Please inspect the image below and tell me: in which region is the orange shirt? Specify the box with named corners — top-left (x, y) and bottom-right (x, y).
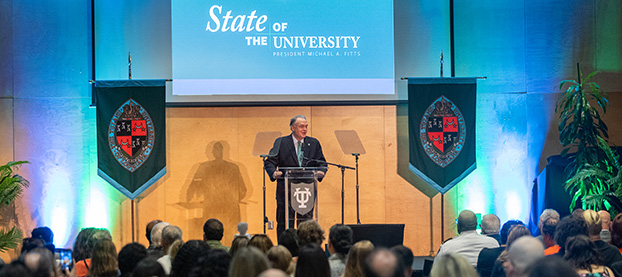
top-left (75, 259), bottom-right (91, 277)
top-left (544, 245), bottom-right (561, 255)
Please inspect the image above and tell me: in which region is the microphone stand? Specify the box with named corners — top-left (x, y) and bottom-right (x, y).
top-left (352, 153), bottom-right (361, 224)
top-left (260, 154), bottom-right (269, 234)
top-left (324, 161), bottom-right (355, 224)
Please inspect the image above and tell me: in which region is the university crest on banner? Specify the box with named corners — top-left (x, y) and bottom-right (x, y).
top-left (96, 80), bottom-right (166, 199)
top-left (408, 78), bottom-right (477, 194)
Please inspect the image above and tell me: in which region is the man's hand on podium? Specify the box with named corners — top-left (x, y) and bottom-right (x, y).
top-left (317, 171), bottom-right (325, 179)
top-left (273, 171), bottom-right (283, 179)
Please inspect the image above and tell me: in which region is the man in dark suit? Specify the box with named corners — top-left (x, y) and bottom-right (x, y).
top-left (265, 115), bottom-right (327, 237)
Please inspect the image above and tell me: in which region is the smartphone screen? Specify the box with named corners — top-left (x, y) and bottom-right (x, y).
top-left (55, 248), bottom-right (73, 271)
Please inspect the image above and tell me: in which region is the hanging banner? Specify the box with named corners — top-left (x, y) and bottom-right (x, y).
top-left (408, 78), bottom-right (476, 194)
top-left (95, 80), bottom-right (166, 199)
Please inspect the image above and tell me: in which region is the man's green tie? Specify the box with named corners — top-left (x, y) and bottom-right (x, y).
top-left (297, 140), bottom-right (303, 166)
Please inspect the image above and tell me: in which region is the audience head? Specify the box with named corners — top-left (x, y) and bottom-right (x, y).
top-left (118, 242), bottom-right (147, 277)
top-left (554, 215), bottom-right (588, 253)
top-left (328, 224), bottom-right (353, 255)
top-left (230, 236), bottom-right (249, 257)
top-left (203, 218), bottom-right (225, 241)
top-left (161, 225), bottom-right (183, 254)
top-left (31, 227), bottom-right (54, 245)
top-left (258, 269), bottom-right (289, 277)
top-left (150, 222), bottom-right (170, 248)
top-left (500, 220), bottom-right (525, 245)
top-left (168, 239), bottom-right (184, 261)
top-left (229, 246), bottom-right (270, 277)
top-left (249, 234), bottom-right (274, 254)
top-left (611, 213), bottom-right (622, 248)
top-left (344, 240), bottom-right (374, 277)
top-left (170, 240), bottom-right (210, 277)
top-left (146, 219), bottom-right (163, 244)
top-left (72, 227), bottom-right (99, 261)
top-left (237, 222), bottom-right (249, 235)
top-left (505, 236), bottom-right (544, 277)
top-left (364, 248), bottom-right (405, 277)
top-left (526, 255), bottom-right (579, 277)
top-left (430, 253), bottom-right (478, 277)
top-left (563, 235), bottom-right (603, 271)
top-left (21, 237), bottom-right (45, 254)
top-left (571, 208), bottom-right (585, 218)
top-left (278, 228), bottom-right (299, 257)
top-left (132, 257), bottom-right (165, 277)
top-left (89, 238), bottom-right (118, 277)
top-left (457, 210), bottom-right (478, 234)
top-left (267, 245), bottom-right (294, 275)
top-left (390, 245), bottom-right (414, 277)
top-left (598, 210), bottom-right (611, 230)
top-left (506, 225), bottom-right (532, 249)
top-left (583, 209), bottom-right (602, 237)
top-left (298, 220), bottom-right (325, 246)
top-left (541, 218), bottom-right (558, 248)
top-left (188, 249), bottom-right (231, 277)
top-left (481, 214), bottom-right (501, 235)
top-left (0, 260), bottom-right (32, 277)
top-left (296, 243), bottom-right (331, 277)
top-left (22, 247), bottom-right (55, 277)
top-left (538, 209), bottom-right (560, 233)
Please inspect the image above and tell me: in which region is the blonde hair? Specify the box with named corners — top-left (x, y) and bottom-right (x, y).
top-left (584, 210), bottom-right (602, 236)
top-left (343, 240), bottom-right (374, 277)
top-left (267, 245), bottom-right (295, 275)
top-left (430, 253), bottom-right (478, 277)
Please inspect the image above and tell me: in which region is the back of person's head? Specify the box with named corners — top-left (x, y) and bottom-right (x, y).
top-left (230, 236), bottom-right (249, 257)
top-left (457, 210), bottom-right (478, 233)
top-left (430, 253), bottom-right (478, 277)
top-left (278, 228), bottom-right (299, 257)
top-left (249, 234), bottom-right (274, 253)
top-left (344, 240), bottom-right (374, 277)
top-left (390, 245), bottom-right (414, 277)
top-left (146, 219), bottom-right (163, 243)
top-left (364, 248), bottom-right (405, 277)
top-left (258, 269), bottom-right (289, 277)
top-left (296, 243), bottom-right (330, 277)
top-left (238, 222), bottom-right (249, 234)
top-left (481, 214), bottom-right (501, 235)
top-left (168, 239), bottom-right (184, 261)
top-left (329, 224), bottom-right (353, 255)
top-left (31, 227), bottom-right (53, 245)
top-left (72, 227), bottom-right (98, 261)
top-left (161, 225), bottom-right (183, 252)
top-left (563, 235), bottom-right (603, 271)
top-left (21, 238), bottom-right (45, 254)
top-left (0, 260), bottom-right (32, 277)
top-left (118, 242), bottom-right (147, 277)
top-left (554, 215), bottom-right (588, 253)
top-left (612, 213), bottom-right (622, 248)
top-left (583, 210), bottom-right (602, 237)
top-left (90, 238), bottom-right (118, 276)
top-left (229, 246), bottom-right (270, 277)
top-left (297, 220), bottom-right (325, 246)
top-left (267, 245), bottom-right (294, 275)
top-left (506, 225), bottom-right (532, 249)
top-left (541, 218), bottom-right (558, 238)
top-left (500, 220), bottom-right (525, 245)
top-left (188, 249), bottom-right (231, 277)
top-left (170, 240), bottom-right (210, 277)
top-left (22, 247), bottom-right (55, 277)
top-left (598, 210), bottom-right (611, 230)
top-left (526, 255), bottom-right (579, 277)
top-left (203, 218), bottom-right (224, 241)
top-left (507, 236), bottom-right (544, 277)
top-left (572, 208), bottom-right (585, 218)
top-left (538, 209), bottom-right (560, 230)
top-left (150, 222), bottom-right (170, 247)
top-left (132, 257), bottom-right (165, 277)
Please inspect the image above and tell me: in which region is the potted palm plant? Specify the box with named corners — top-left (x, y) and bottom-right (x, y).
top-left (0, 161), bottom-right (29, 252)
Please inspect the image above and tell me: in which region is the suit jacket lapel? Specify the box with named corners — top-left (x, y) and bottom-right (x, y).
top-left (285, 135), bottom-right (298, 164)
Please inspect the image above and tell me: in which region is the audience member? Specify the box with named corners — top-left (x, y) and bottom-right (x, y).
top-left (526, 255), bottom-right (579, 277)
top-left (20, 238), bottom-right (45, 254)
top-left (481, 214), bottom-right (502, 244)
top-left (298, 220), bottom-right (325, 246)
top-left (610, 213), bottom-right (622, 254)
top-left (31, 226), bottom-right (55, 253)
top-left (504, 236), bottom-right (544, 277)
top-left (170, 240), bottom-right (210, 277)
top-left (267, 245), bottom-right (294, 275)
top-left (158, 225), bottom-right (183, 274)
top-left (478, 220), bottom-right (524, 277)
top-left (583, 210), bottom-right (622, 269)
top-left (296, 243), bottom-right (331, 277)
top-left (327, 224), bottom-right (353, 277)
top-left (168, 239), bottom-right (184, 262)
top-left (118, 242), bottom-right (147, 277)
top-left (89, 238), bottom-right (118, 277)
top-left (203, 218), bottom-right (230, 251)
top-left (554, 215), bottom-right (588, 257)
top-left (258, 268), bottom-right (289, 277)
top-left (344, 240), bottom-right (374, 277)
top-left (436, 210), bottom-right (499, 266)
top-left (537, 209), bottom-right (560, 238)
top-left (249, 234), bottom-right (274, 254)
top-left (564, 235), bottom-right (614, 276)
top-left (541, 218), bottom-right (559, 255)
top-left (150, 222), bottom-right (170, 254)
top-left (278, 228), bottom-right (300, 257)
top-left (229, 246), bottom-right (270, 277)
top-left (0, 260), bottom-right (32, 277)
top-left (132, 257), bottom-right (165, 277)
top-left (229, 236), bottom-right (249, 257)
top-left (490, 224), bottom-right (532, 277)
top-left (22, 247), bottom-right (56, 277)
top-left (598, 210), bottom-right (612, 243)
top-left (430, 253), bottom-right (478, 277)
top-left (364, 248), bottom-right (405, 277)
top-left (188, 249), bottom-right (231, 277)
top-left (235, 222), bottom-right (252, 239)
top-left (145, 219), bottom-right (163, 249)
top-left (72, 227), bottom-right (109, 277)
top-left (390, 245), bottom-right (414, 277)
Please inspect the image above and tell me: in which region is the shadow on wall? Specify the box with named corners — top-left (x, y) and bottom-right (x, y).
top-left (179, 141), bottom-right (250, 245)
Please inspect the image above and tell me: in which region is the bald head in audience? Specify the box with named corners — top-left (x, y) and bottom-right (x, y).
top-left (505, 236), bottom-right (544, 277)
top-left (364, 248), bottom-right (404, 277)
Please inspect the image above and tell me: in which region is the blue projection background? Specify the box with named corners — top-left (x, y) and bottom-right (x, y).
top-left (171, 0), bottom-right (394, 95)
